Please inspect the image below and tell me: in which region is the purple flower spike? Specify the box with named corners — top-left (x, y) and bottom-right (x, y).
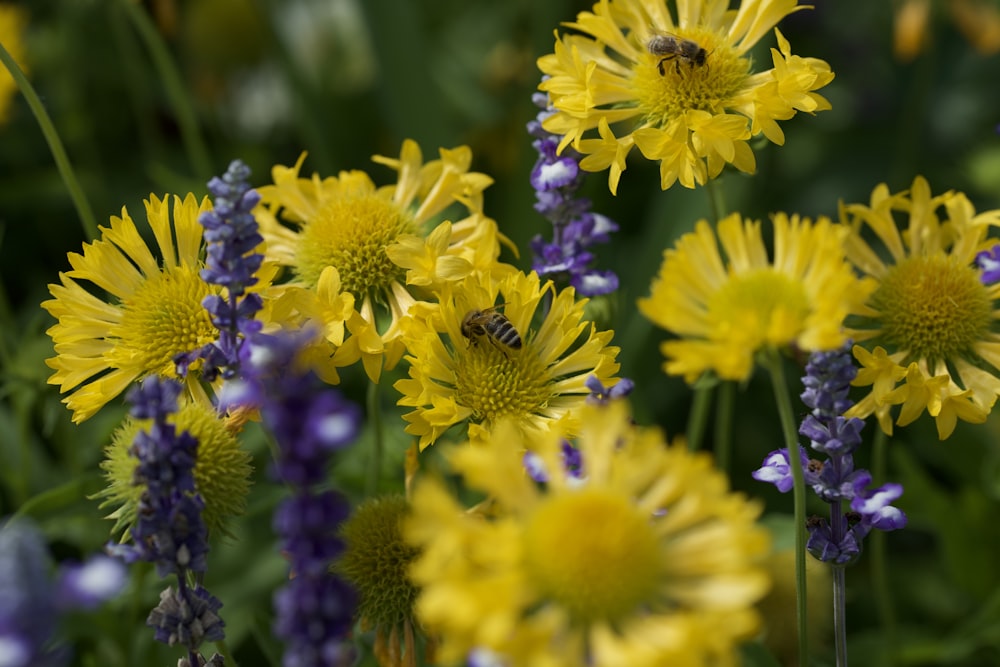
top-left (585, 375), bottom-right (634, 405)
top-left (528, 86), bottom-right (620, 296)
top-left (55, 555), bottom-right (127, 611)
top-left (175, 160), bottom-right (265, 381)
top-left (754, 341), bottom-right (906, 565)
top-left (106, 377), bottom-right (225, 666)
top-left (976, 244), bottom-right (1000, 285)
top-left (236, 331), bottom-right (361, 666)
top-left (0, 520), bottom-right (126, 667)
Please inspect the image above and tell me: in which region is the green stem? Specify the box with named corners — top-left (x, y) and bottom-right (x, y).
top-left (705, 175), bottom-right (728, 222)
top-left (762, 348), bottom-right (809, 666)
top-left (119, 0), bottom-right (213, 177)
top-left (870, 427), bottom-right (896, 664)
top-left (0, 38), bottom-right (99, 239)
top-left (685, 383), bottom-right (713, 452)
top-left (832, 563), bottom-right (848, 667)
top-left (713, 380), bottom-right (734, 473)
top-left (366, 380), bottom-right (384, 496)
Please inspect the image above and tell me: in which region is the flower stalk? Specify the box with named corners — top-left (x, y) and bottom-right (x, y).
top-left (762, 348), bottom-right (810, 666)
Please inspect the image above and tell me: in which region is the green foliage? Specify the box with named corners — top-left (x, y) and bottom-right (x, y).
top-left (3, 0), bottom-right (1000, 665)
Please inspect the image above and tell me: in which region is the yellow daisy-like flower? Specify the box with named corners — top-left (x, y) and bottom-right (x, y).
top-left (393, 270), bottom-right (620, 450)
top-left (96, 397), bottom-right (253, 538)
top-left (638, 212), bottom-right (875, 383)
top-left (841, 176), bottom-right (1000, 439)
top-left (0, 3), bottom-right (28, 125)
top-left (256, 139), bottom-right (511, 383)
top-left (893, 0), bottom-right (1000, 62)
top-left (42, 194), bottom-right (272, 423)
top-left (538, 0), bottom-right (833, 194)
top-left (405, 401), bottom-right (771, 666)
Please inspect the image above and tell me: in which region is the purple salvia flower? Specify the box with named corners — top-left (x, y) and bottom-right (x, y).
top-left (752, 446), bottom-right (809, 493)
top-left (529, 85), bottom-right (620, 297)
top-left (175, 160), bottom-right (264, 381)
top-left (522, 451), bottom-right (549, 483)
top-left (585, 375), bottom-right (635, 405)
top-left (53, 555), bottom-right (127, 611)
top-left (272, 576), bottom-right (356, 667)
top-left (105, 377), bottom-right (225, 664)
top-left (0, 520), bottom-right (59, 667)
top-left (753, 342), bottom-right (906, 565)
top-left (111, 378), bottom-right (209, 578)
top-left (976, 244), bottom-right (1000, 285)
top-left (147, 585), bottom-right (226, 649)
top-left (229, 331), bottom-right (361, 667)
top-left (523, 374), bottom-right (634, 482)
top-left (0, 520), bottom-right (125, 667)
top-left (523, 440), bottom-right (586, 484)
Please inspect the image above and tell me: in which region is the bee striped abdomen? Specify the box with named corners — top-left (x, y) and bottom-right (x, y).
top-left (461, 306), bottom-right (522, 354)
top-left (486, 314), bottom-right (522, 349)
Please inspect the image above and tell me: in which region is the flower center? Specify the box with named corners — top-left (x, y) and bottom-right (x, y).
top-left (296, 194), bottom-right (416, 299)
top-left (452, 341), bottom-right (551, 426)
top-left (634, 28), bottom-right (750, 125)
top-left (103, 398), bottom-right (250, 536)
top-left (707, 270), bottom-right (810, 341)
top-left (109, 266), bottom-right (219, 376)
top-left (522, 488), bottom-right (662, 623)
top-left (869, 255), bottom-right (993, 364)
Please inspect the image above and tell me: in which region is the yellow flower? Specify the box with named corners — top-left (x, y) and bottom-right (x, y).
top-left (393, 271), bottom-right (620, 450)
top-left (537, 0), bottom-right (833, 194)
top-left (0, 3), bottom-right (28, 125)
top-left (96, 397), bottom-right (253, 538)
top-left (256, 140), bottom-right (512, 383)
top-left (893, 0), bottom-right (1000, 62)
top-left (405, 401), bottom-right (771, 666)
top-left (42, 194), bottom-right (273, 423)
top-left (639, 212), bottom-right (875, 383)
top-left (841, 176), bottom-right (1000, 439)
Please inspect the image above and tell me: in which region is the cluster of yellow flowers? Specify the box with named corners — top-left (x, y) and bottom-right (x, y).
top-left (38, 0), bottom-right (1000, 665)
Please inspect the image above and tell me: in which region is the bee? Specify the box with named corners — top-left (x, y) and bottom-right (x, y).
top-left (646, 32), bottom-right (708, 76)
top-left (461, 306), bottom-right (522, 354)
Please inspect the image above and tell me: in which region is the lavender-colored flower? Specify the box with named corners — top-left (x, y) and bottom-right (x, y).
top-left (523, 440), bottom-right (585, 484)
top-left (753, 342), bottom-right (906, 565)
top-left (147, 585), bottom-right (225, 649)
top-left (110, 378), bottom-right (209, 579)
top-left (467, 647), bottom-right (508, 667)
top-left (54, 555), bottom-right (128, 611)
top-left (585, 375), bottom-right (634, 405)
top-left (976, 244), bottom-right (1000, 285)
top-left (752, 446), bottom-right (810, 493)
top-left (228, 331), bottom-right (361, 667)
top-left (0, 521), bottom-right (58, 667)
top-left (273, 575), bottom-right (357, 667)
top-left (523, 374), bottom-right (635, 481)
top-left (105, 377), bottom-right (225, 664)
top-left (0, 520), bottom-right (125, 667)
top-left (175, 160), bottom-right (264, 380)
top-left (528, 87), bottom-right (620, 297)
top-left (221, 331), bottom-right (362, 488)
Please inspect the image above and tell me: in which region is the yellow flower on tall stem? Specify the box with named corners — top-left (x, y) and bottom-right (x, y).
top-left (537, 0), bottom-right (834, 193)
top-left (405, 401), bottom-right (771, 666)
top-left (639, 212), bottom-right (875, 383)
top-left (42, 194), bottom-right (273, 423)
top-left (841, 176), bottom-right (1000, 439)
top-left (256, 140), bottom-right (510, 383)
top-left (393, 270), bottom-right (620, 449)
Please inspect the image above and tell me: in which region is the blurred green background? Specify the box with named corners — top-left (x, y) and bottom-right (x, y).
top-left (3, 0), bottom-right (1000, 665)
